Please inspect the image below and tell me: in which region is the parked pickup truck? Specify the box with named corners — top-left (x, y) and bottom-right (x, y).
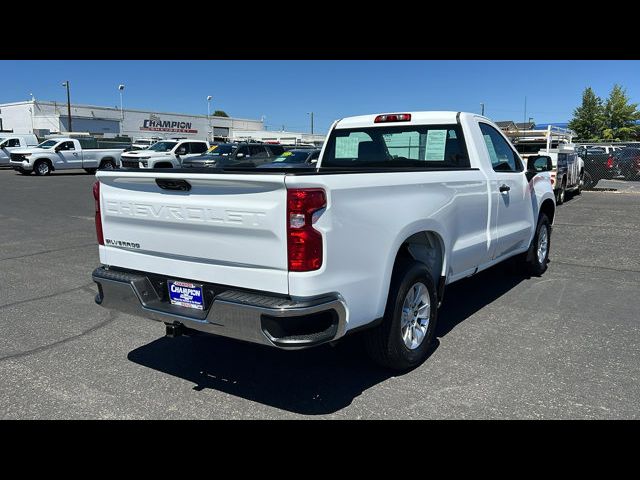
top-left (0, 134), bottom-right (39, 165)
top-left (540, 144), bottom-right (584, 205)
top-left (9, 137), bottom-right (124, 175)
top-left (91, 111), bottom-right (556, 370)
top-left (120, 139), bottom-right (210, 169)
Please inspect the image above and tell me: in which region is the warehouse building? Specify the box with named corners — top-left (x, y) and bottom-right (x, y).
top-left (232, 129), bottom-right (326, 146)
top-left (0, 100), bottom-right (264, 142)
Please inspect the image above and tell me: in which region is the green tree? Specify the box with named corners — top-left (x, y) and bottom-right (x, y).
top-left (602, 84), bottom-right (640, 141)
top-left (213, 110), bottom-right (229, 117)
top-left (568, 87), bottom-right (605, 141)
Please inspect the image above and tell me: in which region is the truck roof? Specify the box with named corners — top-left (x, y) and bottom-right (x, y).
top-left (335, 111), bottom-right (464, 129)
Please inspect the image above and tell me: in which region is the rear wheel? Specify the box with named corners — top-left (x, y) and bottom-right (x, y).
top-left (583, 171), bottom-right (594, 189)
top-left (99, 159), bottom-right (116, 170)
top-left (574, 171), bottom-right (583, 195)
top-left (555, 179), bottom-right (566, 205)
top-left (364, 260), bottom-right (438, 370)
top-left (34, 160), bottom-right (51, 176)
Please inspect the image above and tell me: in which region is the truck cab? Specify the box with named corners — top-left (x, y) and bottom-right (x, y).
top-left (0, 134), bottom-right (39, 165)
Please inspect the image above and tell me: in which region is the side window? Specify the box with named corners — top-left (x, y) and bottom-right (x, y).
top-left (236, 146), bottom-right (251, 157)
top-left (249, 145), bottom-right (268, 158)
top-left (59, 141), bottom-right (75, 151)
top-left (479, 123), bottom-right (521, 172)
top-left (176, 142), bottom-right (189, 154)
top-left (268, 145), bottom-right (285, 156)
top-left (7, 139), bottom-right (21, 147)
top-left (190, 142), bottom-right (207, 154)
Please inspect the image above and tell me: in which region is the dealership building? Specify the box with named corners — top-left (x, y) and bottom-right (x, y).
top-left (0, 100), bottom-right (264, 142)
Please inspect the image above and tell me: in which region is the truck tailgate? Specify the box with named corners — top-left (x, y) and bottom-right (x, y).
top-left (96, 170), bottom-right (289, 294)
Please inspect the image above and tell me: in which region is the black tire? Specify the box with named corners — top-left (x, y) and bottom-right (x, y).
top-left (574, 172), bottom-right (583, 195)
top-left (521, 214), bottom-right (551, 277)
top-left (583, 171), bottom-right (598, 189)
top-left (33, 160), bottom-right (51, 176)
top-left (555, 179), bottom-right (565, 205)
top-left (99, 159), bottom-right (116, 170)
top-left (364, 259), bottom-right (438, 371)
top-left (85, 168), bottom-right (97, 174)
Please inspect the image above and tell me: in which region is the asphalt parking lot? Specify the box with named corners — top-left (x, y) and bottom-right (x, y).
top-left (0, 167), bottom-right (638, 419)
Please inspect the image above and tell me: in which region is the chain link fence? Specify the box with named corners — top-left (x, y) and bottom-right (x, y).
top-left (576, 142), bottom-right (640, 190)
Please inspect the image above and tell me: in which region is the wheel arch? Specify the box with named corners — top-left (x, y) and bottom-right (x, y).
top-left (378, 226), bottom-right (449, 316)
top-left (99, 156), bottom-right (116, 166)
top-left (540, 198), bottom-right (555, 225)
top-left (34, 157), bottom-right (54, 171)
top-left (154, 162), bottom-right (174, 168)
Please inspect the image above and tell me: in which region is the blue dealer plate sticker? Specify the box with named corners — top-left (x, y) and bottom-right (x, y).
top-left (168, 280), bottom-right (204, 310)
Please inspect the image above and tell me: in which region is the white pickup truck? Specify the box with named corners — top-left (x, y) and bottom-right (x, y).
top-left (92, 111), bottom-right (556, 370)
top-left (0, 134), bottom-right (39, 165)
top-left (120, 139), bottom-right (210, 169)
top-left (9, 137), bottom-right (124, 175)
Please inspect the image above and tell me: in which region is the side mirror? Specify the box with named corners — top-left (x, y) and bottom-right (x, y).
top-left (528, 155), bottom-right (552, 173)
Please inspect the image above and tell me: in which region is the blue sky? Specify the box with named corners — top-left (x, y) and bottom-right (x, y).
top-left (1, 60), bottom-right (638, 134)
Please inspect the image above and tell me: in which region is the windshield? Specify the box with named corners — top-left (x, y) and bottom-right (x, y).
top-left (322, 125), bottom-right (470, 169)
top-left (205, 144), bottom-right (236, 156)
top-left (134, 139), bottom-right (153, 145)
top-left (272, 151), bottom-right (310, 163)
top-left (37, 140), bottom-right (58, 149)
top-left (147, 141), bottom-right (177, 152)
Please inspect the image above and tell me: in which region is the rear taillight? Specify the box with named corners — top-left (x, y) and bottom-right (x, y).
top-left (287, 188), bottom-right (326, 272)
top-left (606, 156), bottom-right (614, 169)
top-left (92, 180), bottom-right (104, 245)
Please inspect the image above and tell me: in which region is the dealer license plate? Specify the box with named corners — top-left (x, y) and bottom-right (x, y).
top-left (167, 280), bottom-right (204, 310)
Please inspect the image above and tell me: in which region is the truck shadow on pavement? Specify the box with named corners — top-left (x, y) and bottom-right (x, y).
top-left (127, 261), bottom-right (527, 415)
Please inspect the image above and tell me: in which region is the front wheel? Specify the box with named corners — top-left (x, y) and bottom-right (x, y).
top-left (34, 160), bottom-right (51, 176)
top-left (364, 260), bottom-right (438, 370)
top-left (521, 214), bottom-right (551, 276)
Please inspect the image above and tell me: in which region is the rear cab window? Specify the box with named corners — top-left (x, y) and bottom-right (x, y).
top-left (322, 124), bottom-right (470, 169)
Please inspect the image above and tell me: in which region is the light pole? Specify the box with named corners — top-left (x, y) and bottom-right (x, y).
top-left (480, 102), bottom-right (485, 116)
top-left (61, 81), bottom-right (72, 132)
top-left (118, 84), bottom-right (125, 121)
top-left (307, 111), bottom-right (314, 134)
top-left (207, 95), bottom-right (212, 142)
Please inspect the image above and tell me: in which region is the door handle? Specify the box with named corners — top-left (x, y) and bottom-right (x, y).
top-left (499, 184), bottom-right (510, 193)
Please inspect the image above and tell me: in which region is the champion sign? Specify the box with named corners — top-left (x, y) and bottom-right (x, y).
top-left (141, 117), bottom-right (198, 134)
top-left (168, 280), bottom-right (204, 310)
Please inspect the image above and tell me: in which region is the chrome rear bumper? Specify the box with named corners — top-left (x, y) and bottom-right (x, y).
top-left (92, 266), bottom-right (347, 349)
